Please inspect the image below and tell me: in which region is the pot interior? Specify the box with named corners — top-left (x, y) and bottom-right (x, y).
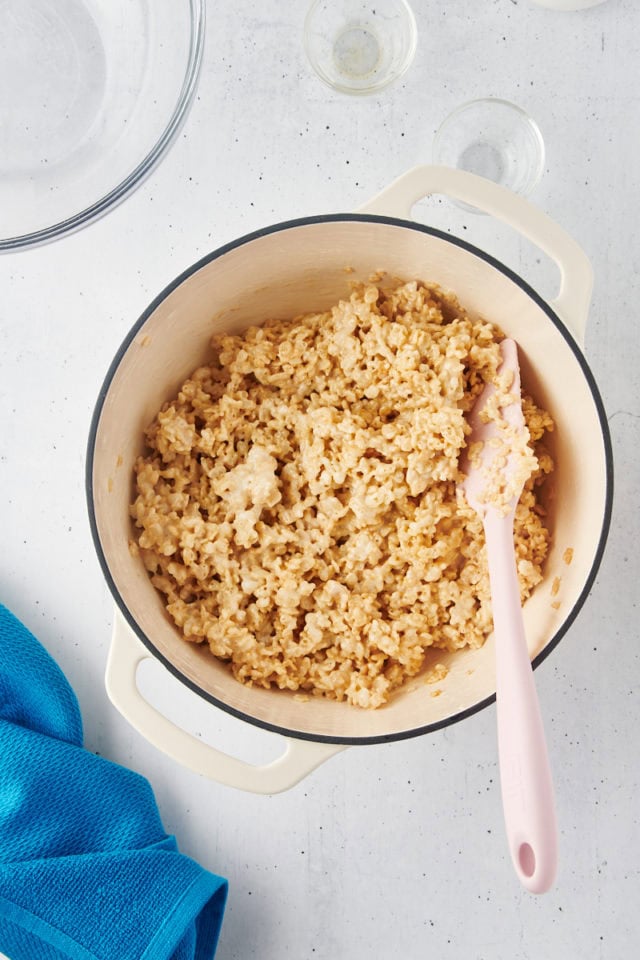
top-left (90, 217), bottom-right (610, 742)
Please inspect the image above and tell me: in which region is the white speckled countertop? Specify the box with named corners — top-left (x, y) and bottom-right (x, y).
top-left (1, 1), bottom-right (638, 957)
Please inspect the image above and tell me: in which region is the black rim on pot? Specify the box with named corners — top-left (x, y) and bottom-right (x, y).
top-left (86, 214), bottom-right (615, 746)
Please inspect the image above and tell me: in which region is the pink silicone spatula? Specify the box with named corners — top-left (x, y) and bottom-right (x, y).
top-left (461, 338), bottom-right (558, 894)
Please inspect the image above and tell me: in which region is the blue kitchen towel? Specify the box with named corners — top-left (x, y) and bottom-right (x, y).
top-left (0, 603), bottom-right (228, 960)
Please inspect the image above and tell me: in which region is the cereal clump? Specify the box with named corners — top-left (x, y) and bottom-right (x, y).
top-left (130, 281), bottom-right (554, 709)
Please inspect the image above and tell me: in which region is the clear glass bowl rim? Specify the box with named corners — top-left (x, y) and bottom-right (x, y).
top-left (1, 0), bottom-right (206, 253)
top-left (432, 97), bottom-right (546, 196)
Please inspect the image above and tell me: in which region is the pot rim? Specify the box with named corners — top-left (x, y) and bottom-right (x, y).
top-left (86, 212), bottom-right (614, 745)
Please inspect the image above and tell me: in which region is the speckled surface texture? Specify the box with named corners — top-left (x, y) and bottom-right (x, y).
top-left (0, 1), bottom-right (638, 957)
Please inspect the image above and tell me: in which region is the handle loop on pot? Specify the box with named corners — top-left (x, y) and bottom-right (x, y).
top-left (359, 165), bottom-right (593, 347)
top-left (105, 612), bottom-right (344, 794)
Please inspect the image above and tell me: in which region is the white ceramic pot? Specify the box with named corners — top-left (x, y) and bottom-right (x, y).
top-left (87, 166), bottom-right (613, 794)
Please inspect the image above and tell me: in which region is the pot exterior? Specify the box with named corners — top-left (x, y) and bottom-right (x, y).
top-left (88, 215), bottom-right (613, 744)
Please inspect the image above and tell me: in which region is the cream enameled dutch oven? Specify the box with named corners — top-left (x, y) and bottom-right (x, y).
top-left (87, 166), bottom-right (613, 794)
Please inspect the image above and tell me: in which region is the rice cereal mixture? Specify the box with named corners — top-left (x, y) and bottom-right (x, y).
top-left (130, 280), bottom-right (554, 709)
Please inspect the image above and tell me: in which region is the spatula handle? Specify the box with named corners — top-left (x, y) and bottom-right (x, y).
top-left (483, 513), bottom-right (558, 893)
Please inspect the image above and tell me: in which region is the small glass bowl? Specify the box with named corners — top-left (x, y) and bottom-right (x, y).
top-left (304, 0), bottom-right (418, 96)
top-left (433, 98), bottom-right (545, 204)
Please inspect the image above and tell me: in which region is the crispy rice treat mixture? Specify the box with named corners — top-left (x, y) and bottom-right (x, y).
top-left (130, 281), bottom-right (554, 709)
top-left (463, 355), bottom-right (541, 517)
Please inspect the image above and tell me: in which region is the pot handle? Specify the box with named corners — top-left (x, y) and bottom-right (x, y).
top-left (105, 612), bottom-right (344, 794)
top-left (358, 165), bottom-right (593, 346)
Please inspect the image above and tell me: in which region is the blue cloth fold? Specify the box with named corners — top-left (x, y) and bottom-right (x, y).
top-left (0, 604), bottom-right (228, 960)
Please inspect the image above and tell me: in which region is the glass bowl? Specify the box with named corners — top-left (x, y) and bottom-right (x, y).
top-left (304, 0), bottom-right (418, 96)
top-left (0, 0), bottom-right (205, 252)
top-left (432, 98), bottom-right (545, 209)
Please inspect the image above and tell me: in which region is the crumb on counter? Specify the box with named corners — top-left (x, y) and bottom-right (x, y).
top-left (130, 280), bottom-right (554, 709)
